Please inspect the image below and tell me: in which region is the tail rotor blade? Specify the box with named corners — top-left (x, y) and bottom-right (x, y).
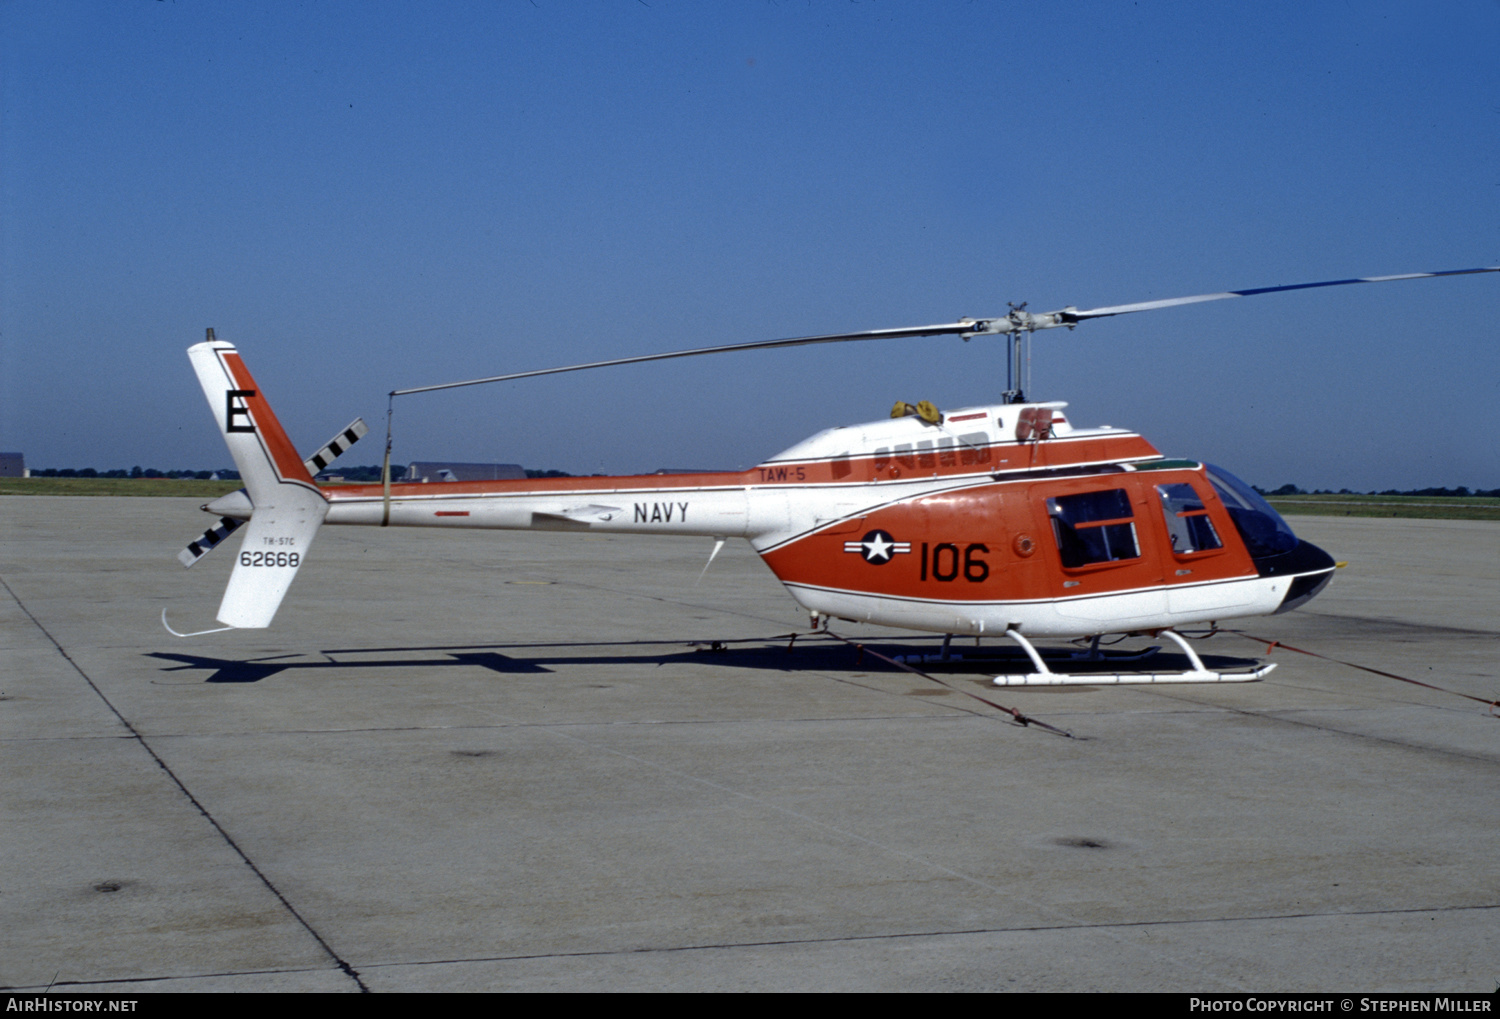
top-left (177, 516), bottom-right (244, 569)
top-left (304, 418), bottom-right (369, 475)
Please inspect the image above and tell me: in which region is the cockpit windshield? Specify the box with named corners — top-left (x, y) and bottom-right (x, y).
top-left (1204, 464), bottom-right (1300, 559)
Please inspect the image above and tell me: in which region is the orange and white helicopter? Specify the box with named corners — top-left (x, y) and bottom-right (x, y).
top-left (170, 267), bottom-right (1498, 685)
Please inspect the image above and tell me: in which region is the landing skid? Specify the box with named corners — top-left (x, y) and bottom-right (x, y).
top-left (992, 628), bottom-right (1275, 686)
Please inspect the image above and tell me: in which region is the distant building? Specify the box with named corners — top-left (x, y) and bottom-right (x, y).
top-left (0, 453), bottom-right (25, 478)
top-left (405, 461), bottom-right (527, 483)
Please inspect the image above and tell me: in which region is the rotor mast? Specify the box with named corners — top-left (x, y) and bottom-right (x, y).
top-left (957, 301), bottom-right (1083, 404)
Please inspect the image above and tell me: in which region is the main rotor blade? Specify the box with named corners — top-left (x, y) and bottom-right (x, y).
top-left (391, 322), bottom-right (974, 396)
top-left (1063, 266), bottom-right (1500, 322)
top-left (392, 266), bottom-right (1499, 398)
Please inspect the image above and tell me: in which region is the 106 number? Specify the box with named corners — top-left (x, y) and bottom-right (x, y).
top-left (919, 542), bottom-right (988, 582)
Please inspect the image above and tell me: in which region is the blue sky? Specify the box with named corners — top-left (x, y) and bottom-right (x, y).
top-left (3, 1), bottom-right (1497, 491)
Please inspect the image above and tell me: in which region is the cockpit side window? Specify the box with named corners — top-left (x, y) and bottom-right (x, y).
top-left (1204, 465), bottom-right (1300, 558)
top-left (1046, 489), bottom-right (1139, 568)
top-left (1156, 483), bottom-right (1223, 554)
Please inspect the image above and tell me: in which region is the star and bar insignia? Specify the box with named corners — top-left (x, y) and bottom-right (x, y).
top-left (843, 530), bottom-right (912, 565)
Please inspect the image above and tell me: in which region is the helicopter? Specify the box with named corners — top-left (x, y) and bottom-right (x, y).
top-left (169, 266), bottom-right (1498, 685)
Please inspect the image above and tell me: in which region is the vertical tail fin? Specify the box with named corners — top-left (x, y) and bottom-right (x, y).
top-left (187, 340), bottom-right (321, 498)
top-left (188, 339), bottom-right (327, 628)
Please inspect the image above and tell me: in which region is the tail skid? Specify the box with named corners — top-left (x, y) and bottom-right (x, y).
top-left (161, 608), bottom-right (234, 637)
top-left (185, 339), bottom-right (329, 629)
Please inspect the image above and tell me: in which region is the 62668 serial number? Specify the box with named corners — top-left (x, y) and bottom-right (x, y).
top-left (240, 551), bottom-right (301, 568)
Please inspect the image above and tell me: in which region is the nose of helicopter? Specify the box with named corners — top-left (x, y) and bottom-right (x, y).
top-left (1265, 538), bottom-right (1338, 614)
top-left (1201, 465), bottom-right (1338, 614)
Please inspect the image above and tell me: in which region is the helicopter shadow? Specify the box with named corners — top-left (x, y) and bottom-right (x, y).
top-left (145, 637), bottom-right (866, 685)
top-left (145, 635), bottom-right (1266, 685)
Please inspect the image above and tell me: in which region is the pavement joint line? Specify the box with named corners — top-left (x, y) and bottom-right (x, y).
top-left (0, 572), bottom-right (372, 995)
top-left (6, 900), bottom-right (1497, 989)
top-left (806, 666), bottom-right (1031, 726)
top-left (1254, 676), bottom-right (1500, 716)
top-left (1297, 610), bottom-right (1499, 640)
top-left (349, 900), bottom-right (1500, 972)
top-left (533, 721), bottom-right (1250, 990)
top-left (1, 713), bottom-right (978, 743)
top-left (543, 574), bottom-right (806, 630)
top-left (1261, 688), bottom-right (1500, 719)
top-left (1134, 684), bottom-right (1500, 766)
top-left (15, 688), bottom-right (1371, 745)
top-left (16, 702), bottom-right (1433, 744)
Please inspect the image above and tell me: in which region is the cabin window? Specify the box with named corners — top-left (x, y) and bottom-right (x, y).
top-left (1046, 489), bottom-right (1139, 567)
top-left (1156, 483), bottom-right (1222, 553)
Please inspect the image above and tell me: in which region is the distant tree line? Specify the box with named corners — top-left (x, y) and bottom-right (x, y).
top-left (31, 464), bottom-right (583, 481)
top-left (31, 467), bottom-right (242, 480)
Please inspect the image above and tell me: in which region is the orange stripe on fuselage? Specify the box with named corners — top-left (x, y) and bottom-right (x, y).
top-left (325, 470), bottom-right (753, 502)
top-left (221, 352), bottom-right (316, 486)
top-left (754, 433), bottom-right (1159, 484)
top-left (322, 434), bottom-right (1162, 502)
